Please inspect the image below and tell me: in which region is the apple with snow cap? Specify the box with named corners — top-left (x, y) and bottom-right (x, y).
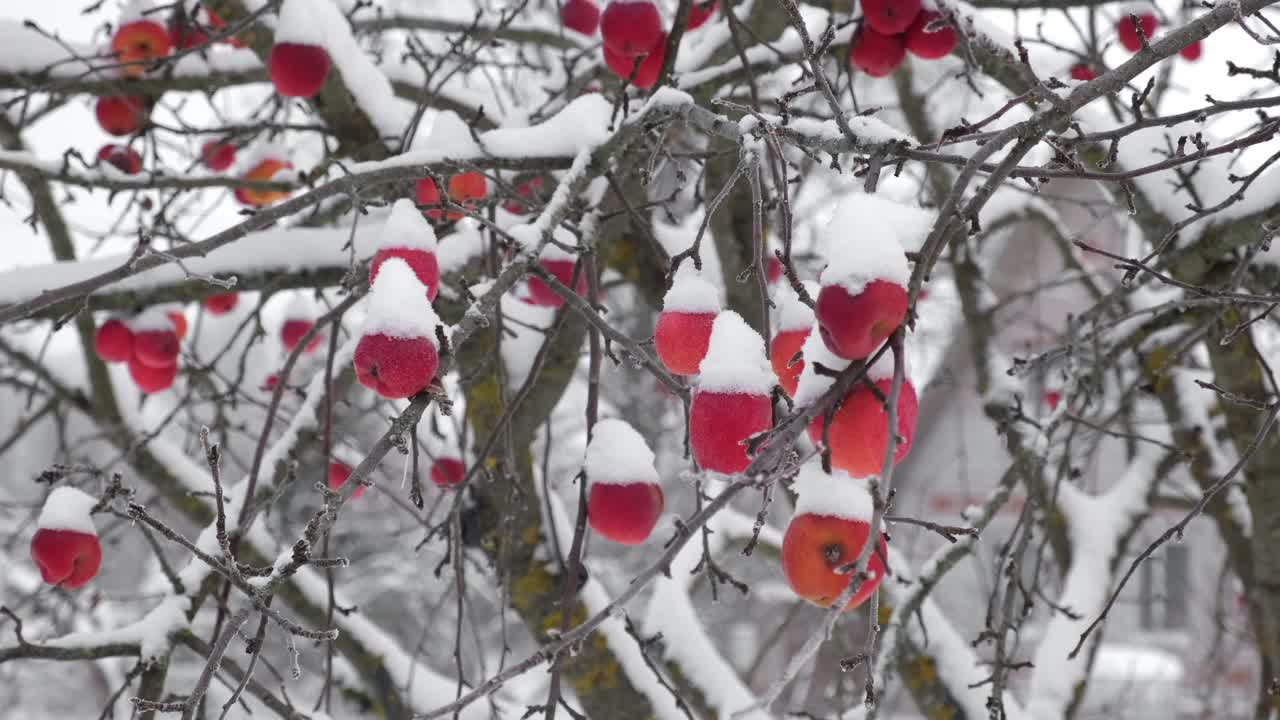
top-left (782, 461), bottom-right (887, 610)
top-left (94, 317), bottom-right (135, 363)
top-left (795, 335), bottom-right (918, 478)
top-left (1117, 11), bottom-right (1158, 52)
top-left (690, 311), bottom-right (775, 474)
top-left (770, 283), bottom-right (816, 397)
top-left (269, 0), bottom-right (332, 98)
top-left (561, 0), bottom-right (601, 35)
top-left (431, 456), bottom-right (466, 489)
top-left (95, 95), bottom-right (148, 136)
top-left (203, 292), bottom-right (239, 315)
top-left (904, 11), bottom-right (956, 59)
top-left (354, 258), bottom-right (441, 399)
top-left (848, 27), bottom-right (906, 78)
top-left (525, 231), bottom-right (588, 308)
top-left (31, 486), bottom-right (103, 590)
top-left (860, 0), bottom-right (922, 35)
top-left (814, 197), bottom-right (910, 361)
top-left (586, 418), bottom-right (664, 545)
top-left (131, 310), bottom-right (181, 369)
top-left (370, 199), bottom-right (441, 301)
top-left (600, 0), bottom-right (664, 58)
top-left (655, 263), bottom-right (720, 376)
top-left (328, 461), bottom-right (365, 499)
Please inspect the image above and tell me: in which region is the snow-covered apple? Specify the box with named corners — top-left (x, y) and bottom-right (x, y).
top-left (808, 374), bottom-right (918, 478)
top-left (370, 198), bottom-right (440, 301)
top-left (904, 11), bottom-right (956, 59)
top-left (586, 419), bottom-right (665, 545)
top-left (600, 0), bottom-right (663, 58)
top-left (269, 42), bottom-right (331, 98)
top-left (815, 280), bottom-right (907, 360)
top-left (30, 487), bottom-right (102, 590)
top-left (132, 326), bottom-right (180, 369)
top-left (655, 263), bottom-right (720, 376)
top-left (525, 240), bottom-right (588, 308)
top-left (690, 312), bottom-right (774, 474)
top-left (354, 258), bottom-right (441, 399)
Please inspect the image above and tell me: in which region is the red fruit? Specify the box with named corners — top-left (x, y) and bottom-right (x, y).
top-left (688, 1), bottom-right (718, 29)
top-left (1070, 63), bottom-right (1098, 81)
top-left (766, 256), bottom-right (784, 284)
top-left (1180, 40), bottom-right (1202, 61)
top-left (849, 27), bottom-right (907, 78)
top-left (503, 177), bottom-right (545, 215)
top-left (860, 0), bottom-right (922, 35)
top-left (1044, 390), bottom-right (1061, 411)
top-left (807, 378), bottom-right (918, 477)
top-left (600, 0), bottom-right (664, 57)
top-left (415, 173), bottom-right (487, 222)
top-left (1117, 12), bottom-right (1157, 52)
top-left (94, 319), bottom-right (134, 363)
top-left (128, 356), bottom-right (177, 393)
top-left (269, 42), bottom-right (331, 98)
top-left (281, 319), bottom-right (321, 354)
top-left (526, 259), bottom-right (588, 307)
top-left (132, 329), bottom-right (180, 368)
top-left (30, 528), bottom-right (102, 589)
top-left (353, 333), bottom-right (440, 399)
top-left (561, 0), bottom-right (601, 35)
top-left (782, 513), bottom-right (887, 610)
top-left (203, 292), bottom-right (238, 315)
top-left (603, 34), bottom-right (667, 88)
top-left (770, 328), bottom-right (810, 397)
top-left (204, 8), bottom-right (244, 47)
top-left (431, 457), bottom-right (466, 489)
top-left (97, 144), bottom-right (143, 174)
top-left (655, 311), bottom-right (716, 376)
top-left (690, 391), bottom-right (772, 474)
top-left (201, 141), bottom-right (236, 171)
top-left (261, 373), bottom-right (280, 392)
top-left (112, 20), bottom-right (173, 76)
top-left (237, 158), bottom-right (293, 207)
top-left (815, 280), bottom-right (907, 360)
top-left (904, 11), bottom-right (956, 59)
top-left (167, 312), bottom-right (188, 340)
top-left (168, 18), bottom-right (210, 49)
top-left (589, 482), bottom-right (664, 545)
top-left (328, 461), bottom-right (364, 499)
top-left (95, 95), bottom-right (148, 136)
top-left (371, 248), bottom-right (440, 302)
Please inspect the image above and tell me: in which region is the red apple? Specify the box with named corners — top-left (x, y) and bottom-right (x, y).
top-left (766, 255), bottom-right (784, 284)
top-left (201, 141), bottom-right (236, 171)
top-left (168, 16), bottom-right (210, 49)
top-left (526, 258), bottom-right (587, 307)
top-left (261, 373), bottom-right (280, 392)
top-left (904, 11), bottom-right (956, 59)
top-left (770, 327), bottom-right (810, 397)
top-left (129, 356), bottom-right (178, 393)
top-left (371, 247), bottom-right (440, 302)
top-left (1070, 63), bottom-right (1097, 81)
top-left (97, 144), bottom-right (143, 174)
top-left (815, 280), bottom-right (907, 361)
top-left (688, 1), bottom-right (718, 29)
top-left (655, 311), bottom-right (716, 376)
top-left (503, 176), bottom-right (545, 215)
top-left (112, 19), bottom-right (173, 76)
top-left (561, 0), bottom-right (601, 35)
top-left (203, 8), bottom-right (244, 47)
top-left (281, 318), bottom-right (322, 354)
top-left (603, 34), bottom-right (666, 88)
top-left (860, 0), bottom-right (921, 35)
top-left (354, 333), bottom-right (440, 399)
top-left (327, 461), bottom-right (364, 499)
top-left (415, 173), bottom-right (487, 222)
top-left (782, 513), bottom-right (887, 610)
top-left (269, 42), bottom-right (331, 98)
top-left (94, 318), bottom-right (134, 363)
top-left (1180, 40), bottom-right (1202, 61)
top-left (203, 292), bottom-right (238, 315)
top-left (30, 528), bottom-right (102, 589)
top-left (690, 390), bottom-right (772, 474)
top-left (132, 328), bottom-right (180, 369)
top-left (807, 377), bottom-right (918, 478)
top-left (849, 27), bottom-right (907, 78)
top-left (167, 311), bottom-right (188, 341)
top-left (95, 95), bottom-right (148, 136)
top-left (237, 158), bottom-right (293, 207)
top-left (589, 482), bottom-right (664, 545)
top-left (600, 0), bottom-right (664, 58)
top-left (1117, 12), bottom-right (1157, 52)
top-left (431, 457), bottom-right (466, 489)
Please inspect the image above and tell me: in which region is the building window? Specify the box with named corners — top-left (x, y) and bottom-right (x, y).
top-left (1139, 544), bottom-right (1190, 631)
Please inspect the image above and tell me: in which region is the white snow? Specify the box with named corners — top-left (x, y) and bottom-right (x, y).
top-left (360, 258), bottom-right (440, 341)
top-left (374, 198), bottom-right (437, 253)
top-left (791, 325), bottom-right (850, 407)
top-left (273, 0), bottom-right (325, 45)
top-left (791, 459), bottom-right (873, 522)
top-left (662, 261), bottom-right (721, 314)
top-left (481, 95), bottom-right (615, 158)
top-left (696, 311), bottom-right (774, 395)
top-left (584, 418), bottom-right (661, 486)
top-left (128, 306), bottom-right (177, 333)
top-left (539, 226), bottom-right (581, 263)
top-left (423, 110), bottom-right (483, 158)
top-left (819, 193), bottom-right (912, 295)
top-left (36, 486), bottom-right (98, 535)
top-left (437, 219), bottom-right (486, 276)
top-left (775, 282), bottom-right (816, 331)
